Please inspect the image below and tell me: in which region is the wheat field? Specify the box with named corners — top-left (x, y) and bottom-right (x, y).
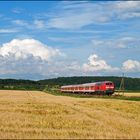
top-left (124, 92), bottom-right (140, 97)
top-left (115, 92), bottom-right (140, 97)
top-left (0, 90), bottom-right (139, 139)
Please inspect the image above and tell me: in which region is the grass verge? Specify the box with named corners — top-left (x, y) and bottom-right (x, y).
top-left (44, 89), bottom-right (140, 102)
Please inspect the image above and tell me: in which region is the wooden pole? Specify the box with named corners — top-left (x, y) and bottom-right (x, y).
top-left (122, 73), bottom-right (125, 96)
top-left (119, 73), bottom-right (125, 96)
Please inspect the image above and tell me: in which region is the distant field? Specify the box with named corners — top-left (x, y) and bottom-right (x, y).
top-left (0, 90), bottom-right (139, 139)
top-left (114, 92), bottom-right (140, 97)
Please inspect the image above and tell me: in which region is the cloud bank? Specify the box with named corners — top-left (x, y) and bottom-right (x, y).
top-left (122, 60), bottom-right (140, 72)
top-left (0, 39), bottom-right (61, 61)
top-left (0, 38), bottom-right (139, 79)
top-left (46, 1), bottom-right (140, 29)
top-left (0, 39), bottom-right (63, 79)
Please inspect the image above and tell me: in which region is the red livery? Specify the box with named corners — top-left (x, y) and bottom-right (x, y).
top-left (61, 81), bottom-right (115, 95)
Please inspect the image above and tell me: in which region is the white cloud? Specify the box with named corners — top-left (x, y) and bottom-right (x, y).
top-left (12, 8), bottom-right (24, 14)
top-left (10, 2), bottom-right (140, 31)
top-left (34, 20), bottom-right (45, 29)
top-left (119, 12), bottom-right (140, 19)
top-left (82, 54), bottom-right (140, 76)
top-left (92, 37), bottom-right (139, 49)
top-left (115, 1), bottom-right (140, 11)
top-left (92, 40), bottom-right (104, 46)
top-left (0, 42), bottom-right (139, 78)
top-left (12, 20), bottom-right (29, 27)
top-left (46, 1), bottom-right (140, 29)
top-left (0, 39), bottom-right (62, 61)
top-left (111, 37), bottom-right (136, 48)
top-left (122, 59), bottom-right (140, 72)
top-left (83, 54), bottom-right (119, 72)
top-left (66, 61), bottom-right (81, 71)
top-left (47, 13), bottom-right (92, 29)
top-left (0, 39), bottom-right (65, 79)
top-left (0, 29), bottom-right (18, 33)
top-left (112, 1), bottom-right (140, 19)
top-left (12, 19), bottom-right (46, 30)
top-left (47, 2), bottom-right (110, 29)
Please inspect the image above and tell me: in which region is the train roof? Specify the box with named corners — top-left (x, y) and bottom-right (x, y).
top-left (61, 81), bottom-right (113, 88)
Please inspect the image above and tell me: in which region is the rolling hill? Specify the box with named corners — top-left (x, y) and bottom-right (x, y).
top-left (0, 76), bottom-right (140, 91)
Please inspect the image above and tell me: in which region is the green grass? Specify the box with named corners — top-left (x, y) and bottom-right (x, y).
top-left (44, 89), bottom-right (140, 102)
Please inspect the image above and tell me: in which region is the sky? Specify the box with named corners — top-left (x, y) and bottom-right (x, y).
top-left (0, 1), bottom-right (140, 80)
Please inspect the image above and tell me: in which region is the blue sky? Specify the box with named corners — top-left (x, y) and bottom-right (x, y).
top-left (0, 1), bottom-right (140, 80)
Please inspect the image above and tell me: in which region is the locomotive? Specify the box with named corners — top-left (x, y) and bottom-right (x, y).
top-left (61, 81), bottom-right (115, 95)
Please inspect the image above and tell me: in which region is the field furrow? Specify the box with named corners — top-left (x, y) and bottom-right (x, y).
top-left (0, 90), bottom-right (139, 139)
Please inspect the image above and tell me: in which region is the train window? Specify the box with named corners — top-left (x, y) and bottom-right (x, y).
top-left (79, 87), bottom-right (83, 90)
top-left (106, 83), bottom-right (113, 85)
top-left (85, 86), bottom-right (89, 90)
top-left (106, 83), bottom-right (112, 85)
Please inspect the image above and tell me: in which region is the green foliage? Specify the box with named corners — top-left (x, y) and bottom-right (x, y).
top-left (0, 76), bottom-right (140, 91)
top-left (0, 79), bottom-right (44, 90)
top-left (39, 76), bottom-right (140, 91)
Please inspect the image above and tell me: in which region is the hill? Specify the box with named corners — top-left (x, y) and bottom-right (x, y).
top-left (0, 76), bottom-right (140, 91)
top-left (0, 79), bottom-right (43, 90)
top-left (38, 76), bottom-right (140, 91)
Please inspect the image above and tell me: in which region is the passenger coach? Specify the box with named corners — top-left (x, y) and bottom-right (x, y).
top-left (61, 81), bottom-right (115, 95)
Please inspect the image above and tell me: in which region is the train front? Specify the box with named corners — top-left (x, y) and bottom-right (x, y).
top-left (105, 81), bottom-right (115, 95)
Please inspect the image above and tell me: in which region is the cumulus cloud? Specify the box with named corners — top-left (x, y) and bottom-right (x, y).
top-left (122, 59), bottom-right (140, 72)
top-left (82, 54), bottom-right (140, 76)
top-left (0, 39), bottom-right (62, 61)
top-left (83, 54), bottom-right (119, 72)
top-left (0, 39), bottom-right (64, 79)
top-left (0, 41), bottom-right (139, 79)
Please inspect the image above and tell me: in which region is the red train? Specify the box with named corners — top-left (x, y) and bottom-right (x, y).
top-left (61, 81), bottom-right (115, 95)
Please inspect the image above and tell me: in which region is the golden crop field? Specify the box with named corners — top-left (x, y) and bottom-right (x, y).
top-left (113, 92), bottom-right (140, 98)
top-left (115, 92), bottom-right (140, 97)
top-left (0, 90), bottom-right (140, 139)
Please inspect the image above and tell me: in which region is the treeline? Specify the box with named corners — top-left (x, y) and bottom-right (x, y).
top-left (0, 79), bottom-right (44, 90)
top-left (0, 76), bottom-right (140, 91)
top-left (38, 76), bottom-right (140, 91)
